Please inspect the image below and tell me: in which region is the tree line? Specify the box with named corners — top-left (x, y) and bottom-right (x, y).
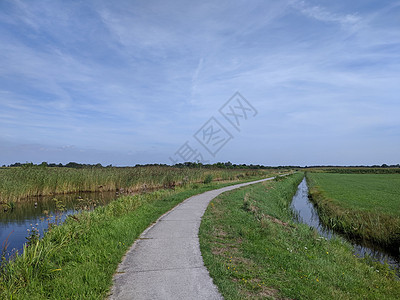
top-left (2, 161), bottom-right (299, 169)
top-left (2, 162), bottom-right (399, 169)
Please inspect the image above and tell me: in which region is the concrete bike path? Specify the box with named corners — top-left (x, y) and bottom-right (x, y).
top-left (109, 176), bottom-right (276, 299)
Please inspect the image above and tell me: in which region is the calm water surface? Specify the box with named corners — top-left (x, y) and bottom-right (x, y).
top-left (0, 191), bottom-right (120, 258)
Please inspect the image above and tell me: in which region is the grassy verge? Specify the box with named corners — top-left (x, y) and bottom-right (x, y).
top-left (0, 174), bottom-right (274, 299)
top-left (0, 165), bottom-right (270, 204)
top-left (199, 173), bottom-right (400, 299)
top-left (306, 172), bottom-right (400, 250)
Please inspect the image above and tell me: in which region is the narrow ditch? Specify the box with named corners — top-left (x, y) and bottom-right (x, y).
top-left (290, 177), bottom-right (399, 275)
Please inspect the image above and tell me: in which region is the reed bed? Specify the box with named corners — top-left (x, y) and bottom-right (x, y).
top-left (0, 166), bottom-right (268, 203)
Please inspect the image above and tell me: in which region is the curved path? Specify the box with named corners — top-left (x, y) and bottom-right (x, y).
top-left (109, 176), bottom-right (276, 300)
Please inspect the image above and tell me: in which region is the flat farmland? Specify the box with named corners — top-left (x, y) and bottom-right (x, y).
top-left (307, 173), bottom-right (400, 249)
top-left (308, 173), bottom-right (400, 217)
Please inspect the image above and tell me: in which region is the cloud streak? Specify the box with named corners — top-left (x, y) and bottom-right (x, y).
top-left (290, 0), bottom-right (361, 28)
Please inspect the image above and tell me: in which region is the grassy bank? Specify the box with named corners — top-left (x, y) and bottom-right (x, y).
top-left (0, 174), bottom-right (273, 299)
top-left (0, 165), bottom-right (269, 203)
top-left (306, 172), bottom-right (400, 250)
top-left (199, 173), bottom-right (400, 299)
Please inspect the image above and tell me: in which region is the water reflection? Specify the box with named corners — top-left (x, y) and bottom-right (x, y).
top-left (0, 191), bottom-right (119, 258)
top-left (291, 177), bottom-right (399, 272)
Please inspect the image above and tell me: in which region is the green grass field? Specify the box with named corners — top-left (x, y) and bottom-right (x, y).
top-left (199, 173), bottom-right (400, 299)
top-left (307, 167), bottom-right (400, 175)
top-left (0, 174), bottom-right (274, 299)
top-left (307, 172), bottom-right (400, 249)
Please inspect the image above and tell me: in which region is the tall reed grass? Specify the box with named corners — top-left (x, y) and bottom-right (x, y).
top-left (0, 166), bottom-right (268, 203)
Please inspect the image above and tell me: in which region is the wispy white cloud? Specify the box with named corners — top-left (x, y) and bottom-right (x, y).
top-left (289, 0), bottom-right (361, 30)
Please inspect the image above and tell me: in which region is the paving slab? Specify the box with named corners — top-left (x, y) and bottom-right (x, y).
top-left (145, 220), bottom-right (199, 239)
top-left (118, 238), bottom-right (203, 272)
top-left (109, 176), bottom-right (276, 299)
top-left (112, 268), bottom-right (222, 300)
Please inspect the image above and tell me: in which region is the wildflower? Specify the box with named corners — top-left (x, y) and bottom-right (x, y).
top-left (326, 252), bottom-right (329, 254)
top-left (304, 247), bottom-right (307, 250)
top-left (316, 278), bottom-right (319, 282)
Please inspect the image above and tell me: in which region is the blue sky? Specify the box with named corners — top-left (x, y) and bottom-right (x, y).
top-left (0, 0), bottom-right (399, 166)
